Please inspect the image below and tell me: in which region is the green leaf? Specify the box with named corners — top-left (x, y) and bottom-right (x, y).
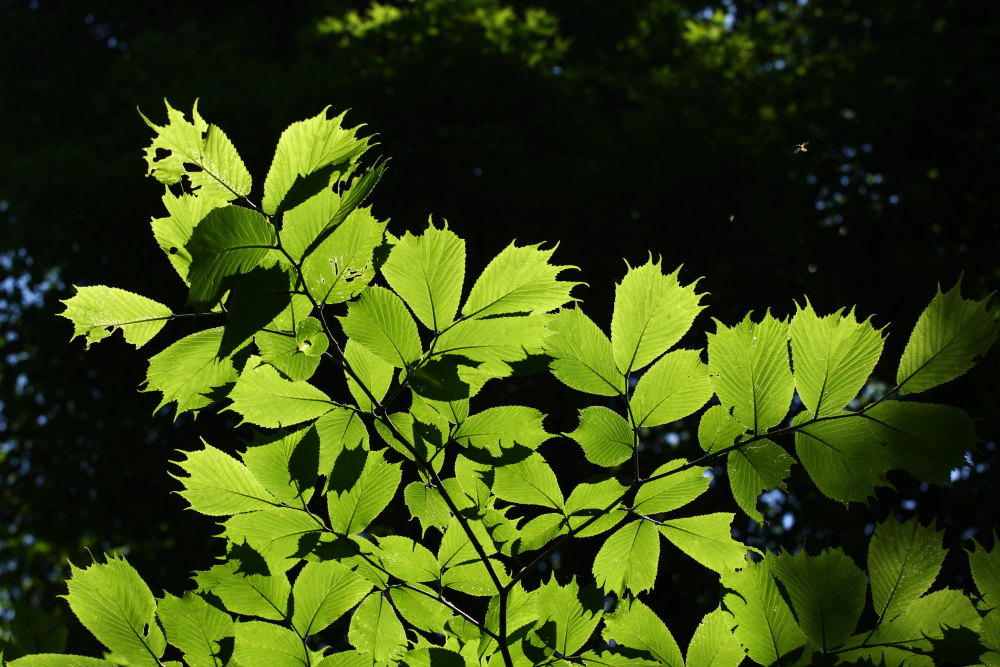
top-left (565, 476), bottom-right (629, 538)
top-left (630, 349), bottom-right (714, 427)
top-left (532, 576), bottom-right (604, 656)
top-left (299, 205), bottom-right (387, 304)
top-left (658, 513), bottom-right (750, 573)
top-left (770, 548), bottom-right (866, 650)
top-left (143, 327), bottom-right (242, 416)
top-left (462, 241), bottom-right (579, 319)
top-left (390, 586), bottom-right (453, 635)
top-left (339, 285), bottom-right (422, 368)
top-left (60, 286), bottom-right (172, 349)
top-left (793, 412), bottom-right (893, 502)
top-left (403, 481), bottom-right (452, 536)
top-left (593, 520), bottom-right (659, 595)
top-left (262, 107), bottom-right (372, 215)
top-left (453, 406), bottom-right (551, 455)
top-left (865, 401), bottom-right (978, 484)
top-left (222, 507), bottom-right (321, 570)
top-left (544, 308), bottom-right (625, 396)
top-left (157, 592), bottom-right (233, 667)
top-left (789, 300), bottom-right (886, 416)
top-left (326, 447), bottom-right (402, 534)
top-left (173, 442), bottom-right (277, 515)
top-left (398, 646), bottom-right (467, 666)
top-left (194, 560), bottom-right (290, 621)
top-left (707, 311), bottom-right (793, 433)
top-left (231, 620), bottom-right (307, 667)
top-left (349, 593), bottom-right (409, 663)
top-left (854, 589), bottom-right (979, 656)
top-left (431, 314), bottom-right (551, 383)
top-left (140, 100), bottom-right (251, 201)
top-left (151, 192), bottom-right (226, 284)
top-left (291, 560), bottom-right (372, 636)
top-left (493, 453), bottom-right (564, 510)
top-left (438, 515), bottom-right (498, 569)
top-left (186, 205), bottom-right (277, 310)
top-left (727, 438), bottom-right (794, 522)
top-left (453, 454), bottom-right (492, 510)
top-left (602, 598), bottom-right (684, 667)
top-left (721, 559), bottom-right (805, 665)
top-left (685, 608), bottom-right (743, 667)
top-left (226, 358), bottom-right (334, 428)
top-left (6, 655), bottom-right (118, 666)
top-left (315, 408), bottom-right (369, 474)
top-left (610, 258), bottom-right (705, 373)
top-left (697, 404), bottom-right (745, 455)
top-left (897, 282), bottom-right (999, 394)
top-left (345, 338), bottom-right (395, 411)
top-left (634, 460), bottom-right (709, 514)
top-left (62, 555), bottom-right (165, 667)
top-left (440, 559), bottom-right (508, 597)
top-left (220, 264), bottom-right (294, 358)
top-left (565, 406), bottom-right (634, 467)
top-left (376, 535), bottom-right (441, 583)
top-left (869, 518), bottom-right (946, 623)
top-left (255, 316), bottom-right (328, 382)
top-left (517, 513), bottom-right (567, 553)
top-left (969, 538), bottom-right (1000, 609)
top-left (382, 221), bottom-right (466, 331)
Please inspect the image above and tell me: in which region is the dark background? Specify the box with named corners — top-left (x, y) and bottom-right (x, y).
top-left (2, 0), bottom-right (998, 657)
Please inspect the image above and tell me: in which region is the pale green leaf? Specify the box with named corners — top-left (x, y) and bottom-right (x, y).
top-left (349, 593), bottom-right (408, 663)
top-left (631, 349), bottom-right (714, 427)
top-left (339, 285), bottom-right (422, 368)
top-left (143, 327), bottom-right (240, 416)
top-left (300, 205), bottom-right (387, 304)
top-left (157, 592), bottom-right (233, 667)
top-left (262, 107), bottom-right (371, 215)
top-left (231, 620), bottom-right (306, 667)
top-left (593, 520), bottom-right (659, 596)
top-left (374, 411), bottom-right (446, 473)
top-left (452, 405), bottom-right (551, 455)
top-left (291, 560), bottom-right (372, 636)
top-left (721, 559), bottom-right (805, 665)
top-left (793, 412), bottom-right (893, 502)
top-left (869, 517), bottom-right (945, 623)
top-left (256, 316), bottom-right (327, 382)
top-left (438, 515), bottom-right (498, 569)
top-left (610, 258), bottom-right (705, 373)
top-left (565, 476), bottom-right (629, 538)
top-left (770, 548), bottom-right (866, 650)
top-left (658, 513), bottom-right (750, 573)
top-left (390, 586), bottom-right (453, 635)
top-left (517, 513), bottom-right (567, 553)
top-left (865, 401), bottom-right (978, 484)
top-left (345, 338), bottom-right (395, 411)
top-left (697, 404), bottom-right (745, 455)
top-left (859, 589), bottom-right (979, 654)
top-left (634, 460), bottom-right (709, 514)
top-left (223, 508), bottom-right (321, 571)
top-left (377, 535), bottom-right (440, 583)
top-left (6, 656), bottom-right (119, 666)
top-left (533, 576), bottom-right (604, 656)
top-left (462, 242), bottom-right (579, 319)
top-left (326, 447), bottom-right (402, 534)
top-left (62, 555), bottom-right (165, 667)
top-left (193, 560), bottom-right (290, 621)
top-left (789, 300), bottom-right (886, 415)
top-left (602, 598), bottom-right (684, 667)
top-left (141, 100), bottom-right (251, 201)
top-left (566, 406), bottom-right (634, 466)
top-left (381, 221), bottom-right (466, 330)
top-left (150, 192), bottom-right (226, 284)
top-left (60, 286), bottom-right (171, 349)
top-left (173, 442), bottom-right (277, 515)
top-left (440, 559), bottom-right (508, 596)
top-left (897, 282), bottom-right (999, 394)
top-left (453, 454), bottom-right (492, 510)
top-left (707, 312), bottom-right (793, 433)
top-left (241, 424), bottom-right (319, 505)
top-left (220, 264), bottom-right (295, 358)
top-left (403, 481), bottom-right (452, 536)
top-left (264, 292), bottom-right (315, 333)
top-left (185, 205), bottom-right (278, 310)
top-left (313, 651), bottom-right (372, 667)
top-left (226, 358), bottom-right (334, 428)
top-left (544, 308), bottom-right (625, 396)
top-left (493, 453), bottom-right (564, 510)
top-left (431, 314), bottom-right (551, 384)
top-left (969, 539), bottom-right (1000, 609)
top-left (576, 650), bottom-right (661, 666)
top-left (727, 438), bottom-right (794, 522)
top-left (685, 608), bottom-right (743, 667)
top-left (314, 408), bottom-right (369, 474)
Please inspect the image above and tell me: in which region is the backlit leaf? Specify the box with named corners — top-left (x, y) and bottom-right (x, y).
top-left (194, 560), bottom-right (290, 621)
top-left (593, 520), bottom-right (659, 596)
top-left (634, 460), bottom-right (709, 514)
top-left (390, 586), bottom-right (453, 635)
top-left (685, 608), bottom-right (743, 667)
top-left (868, 517), bottom-right (945, 623)
top-left (610, 258), bottom-right (705, 373)
top-left (222, 508), bottom-right (321, 570)
top-left (300, 205), bottom-right (387, 304)
top-left (727, 438), bottom-right (794, 522)
top-left (462, 242), bottom-right (579, 319)
top-left (630, 349), bottom-right (714, 427)
top-left (403, 481), bottom-right (451, 536)
top-left (493, 453), bottom-right (564, 510)
top-left (602, 598), bottom-right (683, 666)
top-left (150, 192), bottom-right (226, 283)
top-left (173, 442), bottom-right (277, 515)
top-left (345, 338), bottom-right (395, 411)
top-left (157, 592), bottom-right (233, 667)
top-left (326, 447), bottom-right (402, 535)
top-left (60, 286), bottom-right (171, 349)
top-left (532, 576), bottom-right (604, 656)
top-left (226, 358), bottom-right (334, 428)
top-left (142, 327), bottom-right (242, 416)
top-left (658, 513), bottom-right (749, 573)
top-left (544, 308), bottom-right (625, 396)
top-left (793, 412), bottom-right (893, 502)
top-left (453, 406), bottom-right (551, 455)
top-left (376, 535), bottom-right (440, 583)
top-left (291, 560), bottom-right (371, 636)
top-left (565, 406), bottom-right (634, 467)
top-left (255, 316), bottom-right (327, 382)
top-left (231, 621), bottom-right (306, 667)
top-left (721, 559), bottom-right (805, 665)
top-left (339, 285), bottom-right (422, 368)
top-left (969, 538), bottom-right (1000, 609)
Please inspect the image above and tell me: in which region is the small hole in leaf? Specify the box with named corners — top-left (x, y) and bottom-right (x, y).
top-left (182, 162), bottom-right (204, 173)
top-left (152, 147), bottom-right (170, 162)
top-left (168, 247), bottom-right (178, 255)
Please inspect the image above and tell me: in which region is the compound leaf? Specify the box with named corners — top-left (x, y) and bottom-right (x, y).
top-left (60, 286), bottom-right (171, 349)
top-left (291, 560), bottom-right (371, 636)
top-left (462, 242), bottom-right (579, 319)
top-left (62, 555), bottom-right (165, 667)
top-left (630, 349), bottom-right (714, 427)
top-left (707, 312), bottom-right (793, 433)
top-left (610, 258), bottom-right (705, 374)
top-left (789, 300), bottom-right (886, 416)
top-left (868, 517), bottom-right (945, 623)
top-left (544, 308), bottom-right (624, 396)
top-left (897, 282), bottom-right (999, 394)
top-left (339, 285), bottom-right (422, 368)
top-left (382, 221), bottom-right (465, 331)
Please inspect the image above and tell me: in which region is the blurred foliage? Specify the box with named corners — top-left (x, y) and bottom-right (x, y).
top-left (1, 0), bottom-right (997, 654)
